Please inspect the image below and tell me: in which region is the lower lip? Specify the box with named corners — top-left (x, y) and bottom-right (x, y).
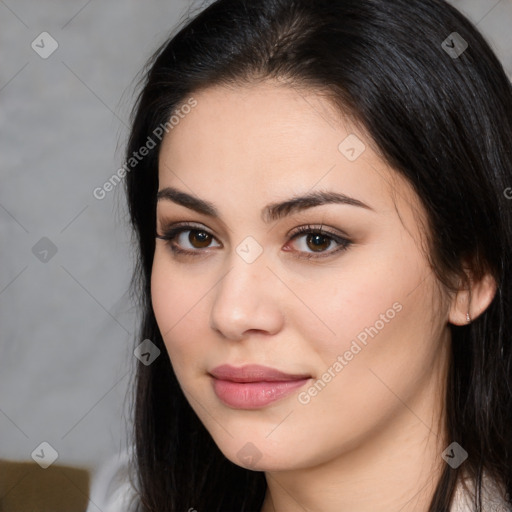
top-left (211, 377), bottom-right (310, 409)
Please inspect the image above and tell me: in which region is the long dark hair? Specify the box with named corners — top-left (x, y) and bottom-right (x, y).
top-left (124, 0), bottom-right (512, 510)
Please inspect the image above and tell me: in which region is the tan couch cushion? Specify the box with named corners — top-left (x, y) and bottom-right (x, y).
top-left (0, 459), bottom-right (90, 512)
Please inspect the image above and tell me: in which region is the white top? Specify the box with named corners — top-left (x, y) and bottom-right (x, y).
top-left (451, 470), bottom-right (510, 512)
top-left (86, 449), bottom-right (138, 512)
top-left (87, 449), bottom-right (511, 512)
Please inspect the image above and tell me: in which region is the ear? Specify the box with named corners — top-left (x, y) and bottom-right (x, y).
top-left (448, 271), bottom-right (497, 326)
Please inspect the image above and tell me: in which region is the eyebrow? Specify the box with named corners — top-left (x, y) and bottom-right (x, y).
top-left (156, 186), bottom-right (374, 223)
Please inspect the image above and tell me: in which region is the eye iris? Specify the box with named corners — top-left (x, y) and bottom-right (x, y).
top-left (307, 233), bottom-right (330, 252)
top-left (190, 230), bottom-right (211, 248)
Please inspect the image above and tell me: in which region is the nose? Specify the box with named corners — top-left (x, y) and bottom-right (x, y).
top-left (209, 249), bottom-right (285, 340)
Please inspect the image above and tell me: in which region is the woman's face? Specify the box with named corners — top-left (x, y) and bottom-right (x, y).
top-left (151, 81), bottom-right (451, 472)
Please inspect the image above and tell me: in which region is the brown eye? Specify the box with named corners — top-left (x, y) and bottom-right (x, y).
top-left (287, 225), bottom-right (352, 259)
top-left (188, 230), bottom-right (212, 248)
top-left (305, 234), bottom-right (331, 252)
top-left (155, 225), bottom-right (221, 254)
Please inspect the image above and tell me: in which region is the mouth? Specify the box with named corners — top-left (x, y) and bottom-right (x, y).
top-left (209, 364), bottom-right (312, 409)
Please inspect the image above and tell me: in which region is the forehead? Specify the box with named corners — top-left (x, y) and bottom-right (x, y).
top-left (159, 81), bottom-right (355, 176)
top-left (157, 82), bottom-right (426, 229)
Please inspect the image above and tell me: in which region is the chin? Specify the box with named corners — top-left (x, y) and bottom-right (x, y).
top-left (212, 435), bottom-right (304, 473)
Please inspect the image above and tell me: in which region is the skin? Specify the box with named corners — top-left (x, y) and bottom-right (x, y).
top-left (151, 81), bottom-right (496, 512)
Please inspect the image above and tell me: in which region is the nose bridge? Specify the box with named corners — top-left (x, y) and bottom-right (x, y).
top-left (209, 241), bottom-right (283, 338)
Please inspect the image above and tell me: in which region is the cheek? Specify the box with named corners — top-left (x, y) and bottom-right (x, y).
top-left (293, 238), bottom-right (427, 359)
top-left (150, 254), bottom-right (209, 365)
top-left (292, 247), bottom-right (443, 411)
top-left (289, 240), bottom-right (444, 423)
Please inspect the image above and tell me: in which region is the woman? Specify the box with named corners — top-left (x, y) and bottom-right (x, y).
top-left (117, 0), bottom-right (512, 510)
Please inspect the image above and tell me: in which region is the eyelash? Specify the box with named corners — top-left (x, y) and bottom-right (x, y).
top-left (155, 222), bottom-right (352, 260)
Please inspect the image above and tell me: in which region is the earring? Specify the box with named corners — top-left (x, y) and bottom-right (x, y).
top-left (466, 312), bottom-right (471, 323)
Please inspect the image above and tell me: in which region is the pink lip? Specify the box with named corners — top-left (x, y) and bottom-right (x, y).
top-left (209, 364), bottom-right (311, 409)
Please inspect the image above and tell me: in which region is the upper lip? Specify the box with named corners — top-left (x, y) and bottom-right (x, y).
top-left (209, 364), bottom-right (311, 383)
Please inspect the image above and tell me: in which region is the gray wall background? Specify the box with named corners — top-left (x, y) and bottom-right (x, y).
top-left (1, 0), bottom-right (511, 479)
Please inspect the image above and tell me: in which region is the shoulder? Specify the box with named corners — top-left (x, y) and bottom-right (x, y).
top-left (86, 448), bottom-right (140, 512)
